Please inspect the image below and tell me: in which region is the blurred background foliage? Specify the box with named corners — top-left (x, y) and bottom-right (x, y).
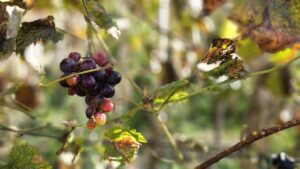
top-left (0, 0), bottom-right (299, 169)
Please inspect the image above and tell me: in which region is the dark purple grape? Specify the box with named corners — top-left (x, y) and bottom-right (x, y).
top-left (86, 106), bottom-right (95, 119)
top-left (107, 71), bottom-right (121, 85)
top-left (74, 62), bottom-right (82, 72)
top-left (86, 84), bottom-right (100, 96)
top-left (80, 75), bottom-right (96, 89)
top-left (85, 95), bottom-right (94, 105)
top-left (105, 66), bottom-right (113, 75)
top-left (93, 96), bottom-right (103, 107)
top-left (68, 52), bottom-right (81, 62)
top-left (60, 58), bottom-right (76, 73)
top-left (59, 74), bottom-right (70, 87)
top-left (102, 85), bottom-right (115, 98)
top-left (93, 69), bottom-right (106, 82)
top-left (75, 86), bottom-right (86, 97)
top-left (81, 58), bottom-right (97, 71)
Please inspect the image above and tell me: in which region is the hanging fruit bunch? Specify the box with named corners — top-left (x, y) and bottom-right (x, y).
top-left (59, 51), bottom-right (121, 130)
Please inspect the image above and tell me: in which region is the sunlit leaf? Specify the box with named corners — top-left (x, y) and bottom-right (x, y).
top-left (153, 79), bottom-right (190, 109)
top-left (104, 127), bottom-right (146, 164)
top-left (105, 127), bottom-right (147, 143)
top-left (16, 16), bottom-right (63, 54)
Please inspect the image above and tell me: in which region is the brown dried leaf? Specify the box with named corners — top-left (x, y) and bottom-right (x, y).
top-left (229, 0), bottom-right (300, 53)
top-left (203, 0), bottom-right (227, 15)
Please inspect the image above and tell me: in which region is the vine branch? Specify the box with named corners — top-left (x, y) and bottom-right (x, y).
top-left (195, 119), bottom-right (300, 169)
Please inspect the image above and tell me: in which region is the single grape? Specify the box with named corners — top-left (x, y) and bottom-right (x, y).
top-left (68, 52), bottom-right (81, 62)
top-left (86, 106), bottom-right (95, 119)
top-left (102, 84), bottom-right (115, 98)
top-left (75, 86), bottom-right (86, 97)
top-left (93, 96), bottom-right (103, 107)
top-left (92, 52), bottom-right (108, 67)
top-left (60, 58), bottom-right (76, 73)
top-left (86, 83), bottom-right (100, 96)
top-left (74, 62), bottom-right (82, 72)
top-left (85, 95), bottom-right (94, 105)
top-left (59, 74), bottom-right (70, 88)
top-left (66, 75), bottom-right (79, 87)
top-left (107, 71), bottom-right (121, 85)
top-left (81, 58), bottom-right (97, 71)
top-left (101, 98), bottom-right (114, 112)
top-left (93, 69), bottom-right (106, 82)
top-left (94, 112), bottom-right (106, 126)
top-left (80, 75), bottom-right (96, 89)
top-left (86, 119), bottom-right (96, 131)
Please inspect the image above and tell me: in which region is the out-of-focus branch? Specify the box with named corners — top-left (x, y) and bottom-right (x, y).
top-left (195, 119), bottom-right (300, 169)
top-left (0, 124), bottom-right (62, 140)
top-left (156, 115), bottom-right (184, 161)
top-left (248, 55), bottom-right (300, 77)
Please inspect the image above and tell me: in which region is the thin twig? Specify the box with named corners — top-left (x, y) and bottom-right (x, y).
top-left (56, 27), bottom-right (85, 40)
top-left (0, 101), bottom-right (36, 119)
top-left (0, 124), bottom-right (61, 140)
top-left (156, 115), bottom-right (184, 161)
top-left (195, 119), bottom-right (300, 169)
top-left (248, 55), bottom-right (300, 77)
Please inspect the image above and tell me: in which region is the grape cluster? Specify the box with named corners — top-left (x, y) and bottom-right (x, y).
top-left (59, 51), bottom-right (121, 130)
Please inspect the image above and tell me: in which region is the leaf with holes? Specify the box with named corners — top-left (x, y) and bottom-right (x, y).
top-left (16, 16), bottom-right (63, 54)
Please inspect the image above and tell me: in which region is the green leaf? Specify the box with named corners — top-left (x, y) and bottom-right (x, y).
top-left (104, 127), bottom-right (146, 164)
top-left (6, 144), bottom-right (52, 169)
top-left (153, 79), bottom-right (190, 110)
top-left (105, 127), bottom-right (147, 144)
top-left (16, 16), bottom-right (63, 54)
top-left (85, 0), bottom-right (117, 30)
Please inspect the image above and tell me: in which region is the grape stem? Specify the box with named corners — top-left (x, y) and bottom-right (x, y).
top-left (38, 64), bottom-right (111, 87)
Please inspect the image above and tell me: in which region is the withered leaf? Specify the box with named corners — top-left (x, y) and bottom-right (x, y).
top-left (0, 1), bottom-right (25, 59)
top-left (229, 0), bottom-right (300, 53)
top-left (200, 38), bottom-right (247, 79)
top-left (202, 0), bottom-right (227, 15)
